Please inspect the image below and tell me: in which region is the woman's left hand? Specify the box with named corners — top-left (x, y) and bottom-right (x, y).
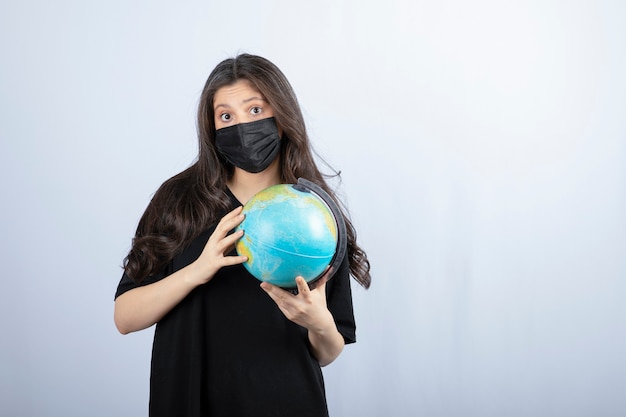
top-left (260, 273), bottom-right (333, 332)
top-left (260, 270), bottom-right (345, 366)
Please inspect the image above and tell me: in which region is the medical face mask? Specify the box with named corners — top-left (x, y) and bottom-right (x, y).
top-left (214, 117), bottom-right (281, 173)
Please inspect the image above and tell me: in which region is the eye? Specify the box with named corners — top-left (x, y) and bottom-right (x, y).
top-left (220, 113), bottom-right (232, 122)
top-left (250, 106), bottom-right (262, 115)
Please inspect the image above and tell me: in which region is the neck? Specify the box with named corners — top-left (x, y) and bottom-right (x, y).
top-left (227, 158), bottom-right (281, 204)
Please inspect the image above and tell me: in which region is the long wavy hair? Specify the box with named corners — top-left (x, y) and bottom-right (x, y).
top-left (123, 53), bottom-right (371, 288)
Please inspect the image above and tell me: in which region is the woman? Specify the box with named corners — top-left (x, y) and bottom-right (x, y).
top-left (114, 53), bottom-right (371, 417)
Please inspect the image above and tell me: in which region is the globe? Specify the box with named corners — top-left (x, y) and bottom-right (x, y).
top-left (235, 179), bottom-right (345, 289)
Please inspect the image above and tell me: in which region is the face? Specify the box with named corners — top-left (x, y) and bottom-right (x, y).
top-left (213, 79), bottom-right (275, 130)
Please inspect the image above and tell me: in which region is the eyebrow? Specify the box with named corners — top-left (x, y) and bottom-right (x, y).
top-left (243, 96), bottom-right (266, 103)
top-left (214, 96), bottom-right (266, 110)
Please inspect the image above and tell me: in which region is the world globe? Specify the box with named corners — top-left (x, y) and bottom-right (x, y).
top-left (235, 178), bottom-right (346, 289)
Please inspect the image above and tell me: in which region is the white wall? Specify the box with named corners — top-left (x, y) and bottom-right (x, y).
top-left (1, 1), bottom-right (624, 416)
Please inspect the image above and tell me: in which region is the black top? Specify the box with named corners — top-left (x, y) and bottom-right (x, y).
top-left (115, 189), bottom-right (356, 417)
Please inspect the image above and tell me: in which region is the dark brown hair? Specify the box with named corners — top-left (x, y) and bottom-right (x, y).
top-left (123, 53), bottom-right (371, 288)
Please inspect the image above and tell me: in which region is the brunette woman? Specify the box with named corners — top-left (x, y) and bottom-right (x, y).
top-left (114, 53), bottom-right (370, 417)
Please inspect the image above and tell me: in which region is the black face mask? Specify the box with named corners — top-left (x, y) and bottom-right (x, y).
top-left (214, 117), bottom-right (281, 173)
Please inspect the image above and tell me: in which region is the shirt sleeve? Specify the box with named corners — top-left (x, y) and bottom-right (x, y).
top-left (325, 253), bottom-right (357, 344)
top-left (114, 262), bottom-right (173, 300)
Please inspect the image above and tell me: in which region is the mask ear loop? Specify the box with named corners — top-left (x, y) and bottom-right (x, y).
top-left (293, 178), bottom-right (348, 290)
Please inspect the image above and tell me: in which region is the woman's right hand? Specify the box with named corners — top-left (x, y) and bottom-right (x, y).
top-left (189, 205), bottom-right (248, 285)
top-left (115, 206), bottom-right (248, 334)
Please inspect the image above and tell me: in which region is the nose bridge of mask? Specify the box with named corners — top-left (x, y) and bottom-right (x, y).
top-left (238, 119), bottom-right (267, 144)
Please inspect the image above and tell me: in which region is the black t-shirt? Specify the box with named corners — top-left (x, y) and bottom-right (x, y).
top-left (115, 188), bottom-right (356, 417)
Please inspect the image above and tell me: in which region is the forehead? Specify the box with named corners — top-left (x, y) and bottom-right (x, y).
top-left (213, 79), bottom-right (264, 108)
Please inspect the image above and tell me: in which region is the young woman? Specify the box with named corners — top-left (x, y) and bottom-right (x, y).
top-left (114, 53), bottom-right (371, 417)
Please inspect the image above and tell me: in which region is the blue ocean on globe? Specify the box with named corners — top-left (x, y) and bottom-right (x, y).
top-left (235, 183), bottom-right (338, 288)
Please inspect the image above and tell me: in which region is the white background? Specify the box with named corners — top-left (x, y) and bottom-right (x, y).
top-left (1, 1), bottom-right (625, 416)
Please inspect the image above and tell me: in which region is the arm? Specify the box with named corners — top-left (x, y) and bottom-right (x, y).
top-left (114, 263), bottom-right (203, 334)
top-left (114, 206), bottom-right (247, 334)
top-left (260, 275), bottom-right (345, 367)
top-left (306, 307), bottom-right (346, 367)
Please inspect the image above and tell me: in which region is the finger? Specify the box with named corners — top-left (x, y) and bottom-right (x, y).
top-left (321, 266), bottom-right (333, 280)
top-left (308, 267), bottom-right (332, 290)
top-left (216, 207), bottom-right (245, 232)
top-left (221, 229), bottom-right (244, 249)
top-left (260, 282), bottom-right (282, 305)
top-left (260, 281), bottom-right (277, 295)
top-left (295, 276), bottom-right (310, 297)
top-left (224, 205), bottom-right (244, 218)
top-left (313, 274), bottom-right (329, 291)
top-left (260, 282), bottom-right (292, 303)
top-left (222, 214), bottom-right (246, 234)
top-left (209, 228), bottom-right (242, 257)
top-left (320, 266), bottom-right (334, 285)
top-left (220, 254), bottom-right (248, 266)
